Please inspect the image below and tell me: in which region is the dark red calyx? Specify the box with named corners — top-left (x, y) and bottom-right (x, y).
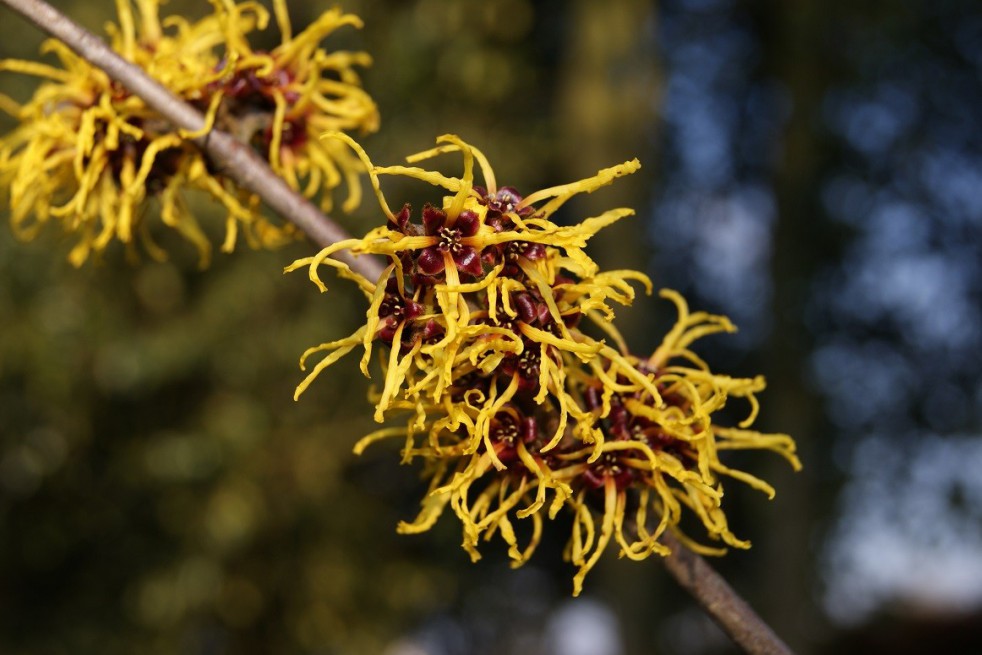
top-left (389, 203), bottom-right (413, 233)
top-left (420, 208), bottom-right (484, 278)
top-left (416, 247), bottom-right (446, 276)
top-left (581, 452), bottom-right (635, 490)
top-left (501, 342), bottom-right (542, 391)
top-left (422, 204), bottom-right (447, 235)
top-left (375, 281), bottom-right (425, 343)
top-left (513, 291), bottom-right (551, 326)
top-left (505, 241), bottom-right (545, 262)
top-left (489, 409), bottom-right (539, 465)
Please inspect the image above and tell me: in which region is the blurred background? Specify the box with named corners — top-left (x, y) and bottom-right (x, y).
top-left (1, 0), bottom-right (981, 653)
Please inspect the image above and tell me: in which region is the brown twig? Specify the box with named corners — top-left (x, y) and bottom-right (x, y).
top-left (661, 530), bottom-right (796, 655)
top-left (0, 1), bottom-right (796, 653)
top-left (0, 0), bottom-right (385, 282)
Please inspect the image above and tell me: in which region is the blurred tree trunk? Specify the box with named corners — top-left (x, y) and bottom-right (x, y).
top-left (755, 0), bottom-right (843, 651)
top-left (555, 2), bottom-right (664, 653)
top-left (556, 0), bottom-right (663, 350)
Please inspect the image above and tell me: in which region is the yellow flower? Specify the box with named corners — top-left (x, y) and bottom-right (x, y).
top-left (0, 0), bottom-right (377, 266)
top-left (206, 0), bottom-right (379, 213)
top-left (288, 134), bottom-right (649, 432)
top-left (290, 134), bottom-right (801, 595)
top-left (553, 290), bottom-right (801, 594)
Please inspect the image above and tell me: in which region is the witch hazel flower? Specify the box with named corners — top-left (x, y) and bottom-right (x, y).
top-left (0, 0), bottom-right (377, 266)
top-left (289, 135), bottom-right (800, 595)
top-left (287, 133), bottom-right (644, 412)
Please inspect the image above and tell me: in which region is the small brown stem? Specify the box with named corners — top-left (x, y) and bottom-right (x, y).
top-left (0, 0), bottom-right (385, 282)
top-left (660, 531), bottom-right (796, 655)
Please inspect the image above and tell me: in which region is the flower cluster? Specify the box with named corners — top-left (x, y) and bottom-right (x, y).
top-left (289, 135), bottom-right (801, 595)
top-left (0, 0), bottom-right (378, 266)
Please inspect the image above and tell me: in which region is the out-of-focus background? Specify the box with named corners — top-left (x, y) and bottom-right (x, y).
top-left (1, 0), bottom-right (981, 653)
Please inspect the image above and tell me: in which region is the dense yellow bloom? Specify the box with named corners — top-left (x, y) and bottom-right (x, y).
top-left (206, 0), bottom-right (379, 212)
top-left (0, 0), bottom-right (378, 266)
top-left (290, 136), bottom-right (801, 595)
top-left (289, 134), bottom-right (648, 428)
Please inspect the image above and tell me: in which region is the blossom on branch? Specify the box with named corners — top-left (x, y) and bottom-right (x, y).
top-left (0, 0), bottom-right (378, 266)
top-left (289, 135), bottom-right (801, 595)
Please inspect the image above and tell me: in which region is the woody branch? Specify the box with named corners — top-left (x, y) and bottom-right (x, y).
top-left (0, 1), bottom-right (795, 653)
top-left (0, 0), bottom-right (386, 282)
